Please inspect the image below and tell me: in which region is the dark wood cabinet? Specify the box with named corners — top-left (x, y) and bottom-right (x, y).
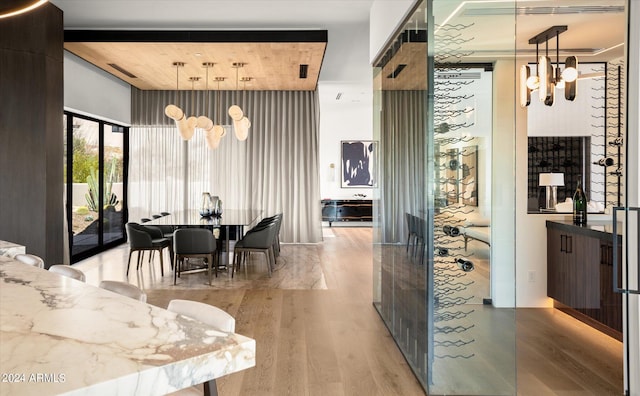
top-left (546, 221), bottom-right (622, 338)
top-left (321, 200), bottom-right (372, 226)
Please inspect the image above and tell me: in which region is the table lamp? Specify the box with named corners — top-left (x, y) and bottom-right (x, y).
top-left (539, 172), bottom-right (564, 210)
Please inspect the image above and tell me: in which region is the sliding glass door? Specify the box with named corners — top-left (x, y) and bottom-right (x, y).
top-left (65, 112), bottom-right (128, 262)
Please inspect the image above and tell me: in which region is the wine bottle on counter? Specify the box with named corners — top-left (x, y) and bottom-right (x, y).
top-left (443, 225), bottom-right (460, 237)
top-left (572, 177), bottom-right (588, 225)
top-left (455, 258), bottom-right (474, 272)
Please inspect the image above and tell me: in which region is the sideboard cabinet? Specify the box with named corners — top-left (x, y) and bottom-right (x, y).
top-left (321, 199), bottom-right (372, 226)
top-left (546, 220), bottom-right (622, 339)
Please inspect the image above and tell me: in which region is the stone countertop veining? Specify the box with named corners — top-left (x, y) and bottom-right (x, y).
top-left (0, 257), bottom-right (255, 396)
top-left (0, 240), bottom-right (26, 258)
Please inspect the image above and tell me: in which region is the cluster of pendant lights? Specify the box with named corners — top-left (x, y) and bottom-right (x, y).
top-left (520, 25), bottom-right (579, 108)
top-left (164, 61), bottom-right (251, 149)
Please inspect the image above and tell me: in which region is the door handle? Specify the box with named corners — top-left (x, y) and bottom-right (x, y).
top-left (612, 206), bottom-right (640, 294)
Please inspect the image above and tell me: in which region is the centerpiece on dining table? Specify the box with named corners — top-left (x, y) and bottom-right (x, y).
top-left (200, 192), bottom-right (223, 218)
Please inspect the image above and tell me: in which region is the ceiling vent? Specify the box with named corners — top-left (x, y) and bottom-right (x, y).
top-left (462, 5), bottom-right (624, 16)
top-left (108, 63), bottom-right (137, 78)
top-left (299, 64), bottom-right (308, 79)
top-left (387, 64), bottom-right (407, 79)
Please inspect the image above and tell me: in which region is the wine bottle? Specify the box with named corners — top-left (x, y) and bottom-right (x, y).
top-left (455, 258), bottom-right (474, 272)
top-left (443, 225), bottom-right (460, 237)
top-left (572, 177), bottom-right (588, 225)
top-left (435, 247), bottom-right (449, 257)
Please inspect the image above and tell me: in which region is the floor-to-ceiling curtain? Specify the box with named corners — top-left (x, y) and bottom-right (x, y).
top-left (380, 90), bottom-right (427, 243)
top-left (129, 88), bottom-right (322, 243)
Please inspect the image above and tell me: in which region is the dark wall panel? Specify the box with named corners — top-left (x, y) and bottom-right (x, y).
top-left (0, 4), bottom-right (64, 266)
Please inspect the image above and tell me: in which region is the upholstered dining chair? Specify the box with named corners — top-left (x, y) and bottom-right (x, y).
top-left (246, 213), bottom-right (283, 257)
top-left (125, 223), bottom-right (173, 276)
top-left (14, 253), bottom-right (45, 268)
top-left (173, 228), bottom-right (218, 285)
top-left (49, 265), bottom-right (86, 282)
top-left (99, 280), bottom-right (147, 302)
top-left (167, 299), bottom-right (235, 396)
top-left (233, 221), bottom-right (278, 278)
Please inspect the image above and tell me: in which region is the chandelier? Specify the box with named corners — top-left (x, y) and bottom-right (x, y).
top-left (520, 26), bottom-right (578, 107)
top-left (164, 61), bottom-right (252, 148)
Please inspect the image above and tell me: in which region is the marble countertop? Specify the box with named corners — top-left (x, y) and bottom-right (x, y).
top-left (0, 240), bottom-right (25, 258)
top-left (0, 257), bottom-right (255, 395)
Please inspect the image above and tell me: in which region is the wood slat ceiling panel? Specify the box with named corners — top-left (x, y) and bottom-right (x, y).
top-left (64, 41), bottom-right (326, 91)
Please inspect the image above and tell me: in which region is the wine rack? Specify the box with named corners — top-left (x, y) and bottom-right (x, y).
top-left (527, 136), bottom-right (591, 211)
top-left (430, 20), bottom-right (479, 367)
top-left (604, 61), bottom-right (625, 207)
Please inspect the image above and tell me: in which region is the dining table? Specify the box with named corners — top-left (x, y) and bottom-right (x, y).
top-left (0, 256), bottom-right (256, 395)
top-left (145, 209), bottom-right (263, 266)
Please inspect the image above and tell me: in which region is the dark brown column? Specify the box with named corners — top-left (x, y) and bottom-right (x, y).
top-left (0, 3), bottom-right (64, 267)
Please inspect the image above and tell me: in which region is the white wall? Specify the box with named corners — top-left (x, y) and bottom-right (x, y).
top-left (369, 0), bottom-right (417, 64)
top-left (64, 51), bottom-right (131, 125)
top-left (318, 19), bottom-right (375, 200)
top-left (318, 82), bottom-right (374, 199)
top-left (492, 60), bottom-right (516, 308)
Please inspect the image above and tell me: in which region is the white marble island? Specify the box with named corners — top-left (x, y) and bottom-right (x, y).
top-left (0, 240), bottom-right (25, 258)
top-left (0, 257), bottom-right (255, 395)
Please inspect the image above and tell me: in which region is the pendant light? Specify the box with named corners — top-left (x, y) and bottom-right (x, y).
top-left (234, 77), bottom-right (252, 141)
top-left (228, 62), bottom-right (250, 141)
top-left (184, 76), bottom-right (200, 140)
top-left (164, 62), bottom-right (192, 139)
top-left (197, 62), bottom-right (214, 132)
top-left (520, 26), bottom-right (579, 108)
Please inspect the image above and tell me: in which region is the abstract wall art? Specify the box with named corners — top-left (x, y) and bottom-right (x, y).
top-left (341, 140), bottom-right (377, 188)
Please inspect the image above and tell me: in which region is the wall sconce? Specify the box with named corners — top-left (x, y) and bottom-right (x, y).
top-left (539, 172), bottom-right (564, 210)
top-left (520, 26), bottom-right (579, 107)
top-left (328, 163), bottom-right (336, 182)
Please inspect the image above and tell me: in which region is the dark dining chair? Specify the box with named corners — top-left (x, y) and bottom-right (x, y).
top-left (125, 222), bottom-right (173, 276)
top-left (173, 228), bottom-right (218, 285)
top-left (233, 221), bottom-right (279, 277)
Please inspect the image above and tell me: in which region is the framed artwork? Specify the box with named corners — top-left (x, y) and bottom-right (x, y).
top-left (341, 140), bottom-right (377, 188)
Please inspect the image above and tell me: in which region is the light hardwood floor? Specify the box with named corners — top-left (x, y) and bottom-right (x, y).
top-left (74, 227), bottom-right (623, 396)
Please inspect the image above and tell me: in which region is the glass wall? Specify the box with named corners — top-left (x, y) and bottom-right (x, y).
top-left (373, 1), bottom-right (516, 394)
top-left (65, 112), bottom-right (128, 262)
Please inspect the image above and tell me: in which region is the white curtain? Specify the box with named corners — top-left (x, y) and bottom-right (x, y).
top-left (129, 89), bottom-right (322, 243)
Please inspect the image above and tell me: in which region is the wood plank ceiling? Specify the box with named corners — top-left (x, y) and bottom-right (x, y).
top-left (64, 30), bottom-right (327, 91)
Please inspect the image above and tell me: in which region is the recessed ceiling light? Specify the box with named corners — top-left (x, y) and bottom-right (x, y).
top-left (194, 53), bottom-right (202, 57)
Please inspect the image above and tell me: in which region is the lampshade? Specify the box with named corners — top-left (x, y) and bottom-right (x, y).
top-left (204, 126), bottom-right (223, 150)
top-left (519, 65), bottom-right (531, 107)
top-left (196, 115), bottom-right (213, 131)
top-left (539, 173), bottom-right (564, 187)
top-left (164, 104), bottom-right (184, 121)
top-left (233, 117), bottom-right (251, 141)
top-left (562, 56), bottom-right (579, 82)
top-left (228, 105), bottom-right (244, 121)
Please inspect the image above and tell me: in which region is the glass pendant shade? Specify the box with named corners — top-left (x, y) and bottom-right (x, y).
top-left (538, 56), bottom-right (554, 105)
top-left (228, 105), bottom-right (244, 121)
top-left (233, 117), bottom-right (251, 141)
top-left (196, 115), bottom-right (213, 131)
top-left (526, 75), bottom-right (539, 90)
top-left (520, 65), bottom-right (531, 107)
top-left (176, 117), bottom-right (193, 140)
top-left (204, 126), bottom-right (224, 149)
top-left (164, 104), bottom-right (184, 121)
top-left (562, 56), bottom-right (579, 82)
